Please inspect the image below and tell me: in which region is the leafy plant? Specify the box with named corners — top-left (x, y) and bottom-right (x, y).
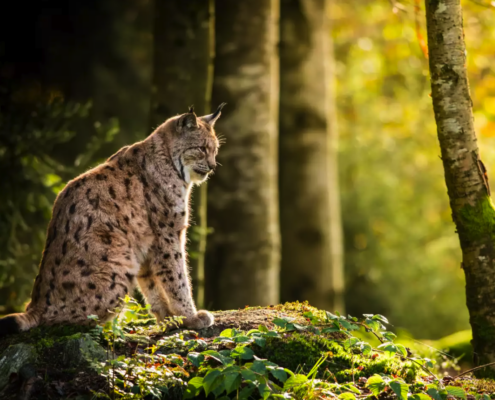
top-left (79, 301), bottom-right (475, 400)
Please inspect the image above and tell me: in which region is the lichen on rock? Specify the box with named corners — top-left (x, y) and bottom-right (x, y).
top-left (0, 343), bottom-right (37, 390)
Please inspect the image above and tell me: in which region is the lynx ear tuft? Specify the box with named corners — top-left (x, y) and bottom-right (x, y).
top-left (178, 112), bottom-right (198, 131)
top-left (188, 105), bottom-right (195, 114)
top-left (200, 103), bottom-right (226, 127)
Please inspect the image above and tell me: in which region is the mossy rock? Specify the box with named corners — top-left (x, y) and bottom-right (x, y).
top-left (0, 343), bottom-right (37, 390)
top-left (38, 332), bottom-right (106, 369)
top-left (0, 329), bottom-right (106, 398)
top-left (253, 332), bottom-right (421, 383)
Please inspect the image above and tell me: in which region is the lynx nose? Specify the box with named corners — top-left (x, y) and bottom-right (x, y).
top-left (207, 161), bottom-right (216, 171)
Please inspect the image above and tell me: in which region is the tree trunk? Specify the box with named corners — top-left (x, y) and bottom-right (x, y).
top-left (425, 0), bottom-right (495, 377)
top-left (279, 0), bottom-right (344, 312)
top-left (149, 0), bottom-right (215, 308)
top-left (205, 0), bottom-right (280, 309)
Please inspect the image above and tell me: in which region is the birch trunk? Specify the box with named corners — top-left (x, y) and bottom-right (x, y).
top-left (149, 0), bottom-right (215, 308)
top-left (279, 0), bottom-right (344, 312)
top-left (205, 0), bottom-right (280, 309)
top-left (425, 0), bottom-right (495, 376)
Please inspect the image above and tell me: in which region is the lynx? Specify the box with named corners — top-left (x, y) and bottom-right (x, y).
top-left (0, 104), bottom-right (226, 335)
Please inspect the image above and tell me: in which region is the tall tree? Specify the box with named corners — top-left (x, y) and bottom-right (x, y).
top-left (425, 0), bottom-right (495, 376)
top-left (205, 0), bottom-right (280, 309)
top-left (149, 0), bottom-right (215, 308)
top-left (279, 0), bottom-right (344, 312)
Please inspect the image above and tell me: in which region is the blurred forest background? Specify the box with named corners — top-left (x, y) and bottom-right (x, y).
top-left (1, 0), bottom-right (495, 343)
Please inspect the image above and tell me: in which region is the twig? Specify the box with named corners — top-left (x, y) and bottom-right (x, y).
top-left (406, 356), bottom-right (439, 381)
top-left (414, 0), bottom-right (428, 58)
top-left (388, 0), bottom-right (408, 13)
top-left (453, 361), bottom-right (495, 378)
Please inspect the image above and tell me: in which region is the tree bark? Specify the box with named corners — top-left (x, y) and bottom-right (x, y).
top-left (205, 0), bottom-right (280, 309)
top-left (149, 0), bottom-right (215, 308)
top-left (279, 0), bottom-right (344, 312)
top-left (425, 0), bottom-right (495, 377)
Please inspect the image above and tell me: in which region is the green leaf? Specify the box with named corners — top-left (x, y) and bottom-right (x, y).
top-left (241, 369), bottom-right (257, 381)
top-left (258, 383), bottom-right (271, 400)
top-left (340, 320), bottom-right (359, 331)
top-left (390, 381), bottom-right (409, 400)
top-left (220, 328), bottom-right (235, 337)
top-left (339, 393), bottom-right (356, 400)
top-left (203, 369), bottom-right (222, 396)
top-left (254, 337), bottom-right (266, 347)
top-left (269, 367), bottom-right (288, 382)
top-left (366, 374), bottom-right (386, 396)
top-left (342, 384), bottom-right (361, 394)
top-left (383, 332), bottom-right (397, 342)
top-left (326, 311), bottom-right (339, 320)
top-left (183, 377), bottom-right (204, 399)
top-left (427, 388), bottom-right (448, 400)
top-left (187, 352), bottom-right (204, 368)
top-left (283, 374), bottom-right (308, 390)
top-left (396, 344), bottom-right (408, 357)
top-left (202, 350), bottom-right (222, 360)
top-left (202, 350), bottom-right (234, 365)
top-left (273, 318), bottom-right (289, 328)
top-left (251, 360), bottom-right (267, 374)
top-left (343, 337), bottom-right (360, 350)
top-left (446, 386), bottom-right (467, 400)
top-left (322, 327), bottom-right (341, 333)
top-left (377, 342), bottom-right (407, 357)
top-left (259, 325), bottom-right (269, 333)
top-left (239, 385), bottom-right (256, 400)
top-left (233, 335), bottom-right (251, 343)
top-left (224, 372), bottom-right (242, 394)
top-left (231, 346), bottom-right (255, 360)
top-left (187, 377), bottom-right (204, 389)
top-left (372, 314), bottom-right (389, 324)
top-left (221, 365), bottom-right (241, 374)
top-left (212, 376), bottom-right (226, 398)
top-left (413, 394), bottom-right (432, 400)
top-left (365, 319), bottom-right (381, 331)
top-left (359, 342), bottom-right (372, 355)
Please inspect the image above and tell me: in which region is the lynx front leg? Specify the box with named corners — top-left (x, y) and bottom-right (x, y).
top-left (150, 246), bottom-right (214, 329)
top-left (137, 260), bottom-right (172, 321)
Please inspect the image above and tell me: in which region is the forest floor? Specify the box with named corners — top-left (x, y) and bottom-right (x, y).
top-left (0, 301), bottom-right (494, 400)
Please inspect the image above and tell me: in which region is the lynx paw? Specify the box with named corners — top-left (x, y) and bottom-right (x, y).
top-left (183, 310), bottom-right (214, 329)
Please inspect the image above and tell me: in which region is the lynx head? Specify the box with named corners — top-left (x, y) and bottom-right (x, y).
top-left (167, 103), bottom-right (226, 184)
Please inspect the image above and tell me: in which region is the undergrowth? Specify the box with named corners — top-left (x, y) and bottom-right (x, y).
top-left (68, 298), bottom-right (495, 400)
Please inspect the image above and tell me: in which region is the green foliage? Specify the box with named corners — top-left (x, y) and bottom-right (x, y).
top-left (0, 89), bottom-right (119, 312)
top-left (333, 0), bottom-right (495, 338)
top-left (6, 302), bottom-right (493, 399)
top-left (84, 300), bottom-right (458, 399)
top-left (87, 297), bottom-right (188, 399)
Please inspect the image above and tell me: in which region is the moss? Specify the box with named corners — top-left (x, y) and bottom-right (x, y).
top-left (253, 332), bottom-right (422, 383)
top-left (35, 336), bottom-right (56, 350)
top-left (0, 323), bottom-right (92, 355)
top-left (457, 378), bottom-right (495, 395)
top-left (457, 195), bottom-right (495, 241)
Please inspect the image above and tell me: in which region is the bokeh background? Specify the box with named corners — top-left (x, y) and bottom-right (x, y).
top-left (1, 0), bottom-right (495, 344)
